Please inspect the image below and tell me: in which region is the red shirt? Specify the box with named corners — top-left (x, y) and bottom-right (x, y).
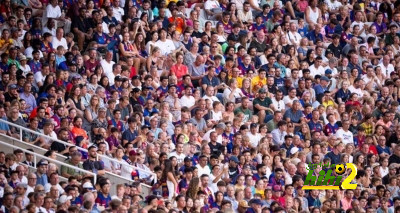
top-left (84, 59), bottom-right (100, 73)
top-left (170, 64), bottom-right (188, 82)
top-left (129, 66), bottom-right (137, 79)
top-left (168, 17), bottom-right (185, 33)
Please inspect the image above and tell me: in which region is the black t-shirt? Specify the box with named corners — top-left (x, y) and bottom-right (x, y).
top-left (191, 31), bottom-right (203, 39)
top-left (327, 43), bottom-right (342, 59)
top-left (228, 166), bottom-right (239, 181)
top-left (4, 92), bottom-right (17, 103)
top-left (389, 154), bottom-right (400, 165)
top-left (208, 142), bottom-right (222, 153)
top-left (50, 141), bottom-right (67, 154)
top-left (83, 159), bottom-right (104, 173)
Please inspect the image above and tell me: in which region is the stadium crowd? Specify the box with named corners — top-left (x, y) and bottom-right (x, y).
top-left (1, 0), bottom-right (400, 212)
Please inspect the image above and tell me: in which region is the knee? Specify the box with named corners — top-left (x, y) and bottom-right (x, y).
top-left (258, 110), bottom-right (266, 116)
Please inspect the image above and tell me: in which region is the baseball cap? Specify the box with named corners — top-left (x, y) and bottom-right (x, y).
top-left (216, 123), bottom-right (226, 129)
top-left (16, 183), bottom-right (27, 189)
top-left (184, 157), bottom-right (192, 162)
top-left (37, 160), bottom-right (48, 167)
top-left (320, 76), bottom-right (330, 81)
top-left (227, 33), bottom-right (239, 42)
top-left (325, 69), bottom-right (333, 75)
top-left (8, 84), bottom-right (18, 90)
top-left (270, 145), bottom-right (280, 152)
top-left (250, 123), bottom-right (258, 128)
top-left (273, 185), bottom-right (283, 192)
top-left (129, 150), bottom-right (138, 156)
top-left (68, 61), bottom-right (77, 66)
top-left (58, 195), bottom-right (72, 204)
top-left (290, 147), bottom-right (299, 155)
top-left (249, 199), bottom-right (263, 205)
top-left (19, 55), bottom-right (27, 61)
top-left (239, 200), bottom-right (249, 208)
top-left (82, 182), bottom-right (94, 190)
top-left (229, 156), bottom-right (239, 163)
top-left (259, 88), bottom-right (267, 93)
top-left (115, 76), bottom-right (122, 82)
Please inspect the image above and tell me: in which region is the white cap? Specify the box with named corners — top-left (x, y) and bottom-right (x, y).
top-left (82, 182), bottom-right (94, 189)
top-left (290, 147), bottom-right (299, 155)
top-left (58, 195), bottom-right (72, 204)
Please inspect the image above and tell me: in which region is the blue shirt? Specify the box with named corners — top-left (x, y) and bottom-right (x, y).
top-left (102, 16), bottom-right (118, 26)
top-left (273, 62), bottom-right (287, 78)
top-left (314, 84), bottom-right (327, 96)
top-left (348, 63), bottom-right (362, 76)
top-left (325, 151), bottom-right (341, 164)
top-left (283, 109), bottom-right (303, 123)
top-left (93, 32), bottom-right (108, 45)
top-left (95, 192), bottom-right (111, 208)
top-left (377, 145), bottom-right (391, 156)
top-left (36, 173), bottom-right (48, 186)
top-left (121, 129), bottom-right (138, 145)
top-left (307, 31), bottom-right (323, 44)
top-left (0, 117), bottom-right (10, 132)
top-left (201, 75), bottom-right (220, 87)
top-left (335, 88), bottom-right (351, 103)
top-left (308, 120), bottom-right (323, 132)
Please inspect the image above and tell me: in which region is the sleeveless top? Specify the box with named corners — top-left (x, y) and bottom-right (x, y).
top-left (306, 6), bottom-right (319, 25)
top-left (121, 42), bottom-right (134, 56)
top-left (71, 98), bottom-right (83, 111)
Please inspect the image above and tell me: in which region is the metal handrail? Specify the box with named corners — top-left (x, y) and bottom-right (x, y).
top-left (0, 118), bottom-right (156, 180)
top-left (0, 133), bottom-right (69, 161)
top-left (0, 139), bottom-right (97, 183)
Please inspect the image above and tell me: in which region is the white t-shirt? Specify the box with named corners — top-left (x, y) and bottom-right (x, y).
top-left (196, 164), bottom-right (211, 177)
top-left (208, 173), bottom-right (219, 193)
top-left (283, 96), bottom-right (299, 110)
top-left (223, 87), bottom-right (244, 103)
top-left (52, 37), bottom-right (68, 50)
top-left (309, 64), bottom-right (325, 78)
top-left (378, 62), bottom-right (395, 77)
top-left (287, 31), bottom-right (302, 46)
top-left (168, 152), bottom-right (186, 165)
top-left (25, 48), bottom-right (43, 59)
top-left (325, 0), bottom-right (342, 10)
top-left (155, 39), bottom-right (176, 55)
top-left (101, 59), bottom-right (115, 78)
top-left (20, 64), bottom-right (31, 77)
top-left (180, 95), bottom-right (196, 108)
top-left (34, 72), bottom-right (46, 87)
top-left (202, 95), bottom-right (219, 104)
top-left (112, 6), bottom-right (124, 22)
top-left (247, 132), bottom-right (262, 147)
top-left (44, 27), bottom-right (56, 37)
top-left (351, 21), bottom-right (366, 36)
top-left (272, 98), bottom-right (285, 112)
top-left (211, 110), bottom-right (222, 121)
top-left (204, 0), bottom-right (220, 10)
top-left (45, 5), bottom-right (61, 18)
top-left (348, 85), bottom-right (363, 98)
top-left (203, 128), bottom-right (223, 144)
top-left (335, 129), bottom-right (354, 145)
top-left (44, 183), bottom-right (64, 194)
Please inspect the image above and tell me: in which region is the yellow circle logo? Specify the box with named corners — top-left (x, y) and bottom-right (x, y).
top-left (335, 164), bottom-right (346, 174)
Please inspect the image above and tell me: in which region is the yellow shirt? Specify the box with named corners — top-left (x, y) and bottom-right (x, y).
top-left (229, 76), bottom-right (243, 88)
top-left (251, 76), bottom-right (267, 93)
top-left (255, 188), bottom-right (265, 199)
top-left (322, 100), bottom-right (335, 108)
